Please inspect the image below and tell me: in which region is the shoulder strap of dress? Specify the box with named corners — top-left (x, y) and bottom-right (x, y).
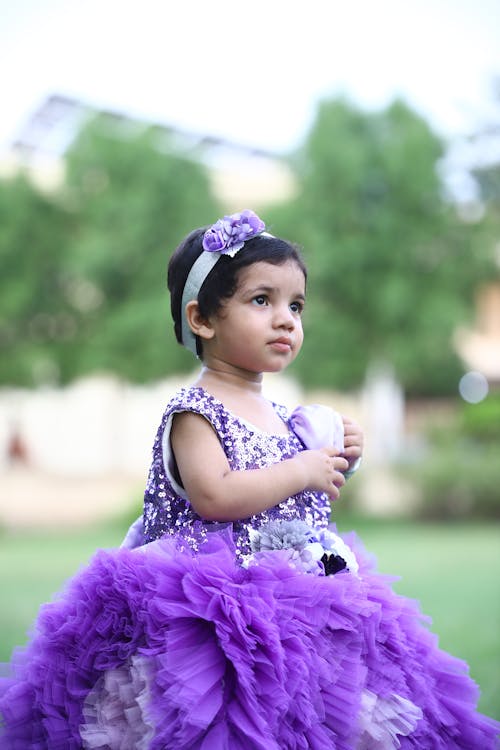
top-left (160, 387), bottom-right (227, 496)
top-left (163, 386), bottom-right (226, 428)
top-left (271, 400), bottom-right (289, 422)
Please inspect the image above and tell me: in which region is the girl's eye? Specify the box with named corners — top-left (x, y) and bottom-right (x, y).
top-left (252, 295), bottom-right (268, 306)
top-left (290, 300), bottom-right (304, 314)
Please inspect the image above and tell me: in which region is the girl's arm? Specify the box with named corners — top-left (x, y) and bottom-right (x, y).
top-left (171, 412), bottom-right (348, 522)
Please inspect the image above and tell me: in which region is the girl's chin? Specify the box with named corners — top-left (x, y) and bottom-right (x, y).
top-left (263, 358), bottom-right (295, 373)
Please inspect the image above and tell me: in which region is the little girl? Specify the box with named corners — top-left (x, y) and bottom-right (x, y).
top-left (1, 210), bottom-right (498, 749)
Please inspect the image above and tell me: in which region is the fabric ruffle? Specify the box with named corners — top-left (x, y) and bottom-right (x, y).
top-left (356, 689), bottom-right (423, 749)
top-left (289, 405), bottom-right (361, 479)
top-left (0, 528), bottom-right (498, 749)
top-left (80, 655), bottom-right (154, 749)
top-left (289, 404), bottom-right (345, 452)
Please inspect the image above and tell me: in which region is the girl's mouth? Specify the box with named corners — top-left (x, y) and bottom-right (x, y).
top-left (269, 338), bottom-right (292, 352)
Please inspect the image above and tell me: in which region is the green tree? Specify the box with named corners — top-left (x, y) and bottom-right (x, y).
top-left (269, 98), bottom-right (493, 395)
top-left (472, 145), bottom-right (500, 262)
top-left (60, 115), bottom-right (220, 382)
top-left (0, 175), bottom-right (75, 385)
top-left (0, 117), bottom-right (221, 386)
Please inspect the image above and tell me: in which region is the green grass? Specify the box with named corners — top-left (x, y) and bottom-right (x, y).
top-left (0, 522), bottom-right (126, 658)
top-left (0, 517), bottom-right (498, 720)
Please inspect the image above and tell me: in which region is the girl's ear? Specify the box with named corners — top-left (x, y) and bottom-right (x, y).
top-left (184, 301), bottom-right (215, 342)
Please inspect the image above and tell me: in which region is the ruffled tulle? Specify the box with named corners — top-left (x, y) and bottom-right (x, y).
top-left (80, 655), bottom-right (154, 749)
top-left (0, 529), bottom-right (498, 749)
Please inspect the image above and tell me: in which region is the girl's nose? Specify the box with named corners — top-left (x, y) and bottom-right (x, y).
top-left (273, 304), bottom-right (295, 329)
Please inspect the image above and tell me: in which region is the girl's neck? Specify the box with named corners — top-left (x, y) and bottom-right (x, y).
top-left (195, 364), bottom-right (263, 398)
top-left (194, 365), bottom-right (289, 435)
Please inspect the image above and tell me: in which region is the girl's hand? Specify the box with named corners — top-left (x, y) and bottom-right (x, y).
top-left (342, 417), bottom-right (364, 468)
top-left (294, 448), bottom-right (349, 500)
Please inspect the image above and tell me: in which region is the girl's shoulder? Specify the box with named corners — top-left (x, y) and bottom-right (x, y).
top-left (164, 385), bottom-right (225, 422)
top-left (167, 386), bottom-right (287, 419)
top-left (162, 386), bottom-right (290, 438)
top-left (163, 385), bottom-right (236, 432)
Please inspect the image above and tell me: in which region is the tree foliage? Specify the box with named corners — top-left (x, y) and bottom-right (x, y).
top-left (1, 100), bottom-right (497, 394)
top-left (269, 98), bottom-right (496, 394)
top-left (0, 176), bottom-right (76, 385)
top-left (0, 117), bottom-right (220, 386)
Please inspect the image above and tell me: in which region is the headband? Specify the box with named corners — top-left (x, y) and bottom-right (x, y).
top-left (180, 209), bottom-right (269, 356)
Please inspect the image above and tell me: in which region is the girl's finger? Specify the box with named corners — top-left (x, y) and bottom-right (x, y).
top-left (344, 435), bottom-right (361, 448)
top-left (343, 427), bottom-right (361, 438)
top-left (342, 446), bottom-right (361, 458)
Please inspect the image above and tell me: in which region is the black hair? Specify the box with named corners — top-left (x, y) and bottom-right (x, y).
top-left (167, 226), bottom-right (307, 356)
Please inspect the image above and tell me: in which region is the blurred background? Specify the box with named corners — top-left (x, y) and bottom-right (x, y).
top-left (0, 0), bottom-right (499, 719)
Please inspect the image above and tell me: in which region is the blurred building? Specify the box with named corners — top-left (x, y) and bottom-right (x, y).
top-left (454, 281), bottom-right (500, 385)
top-left (0, 93), bottom-right (297, 209)
top-left (0, 371), bottom-right (304, 478)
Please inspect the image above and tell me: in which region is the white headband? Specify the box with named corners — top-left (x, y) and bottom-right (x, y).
top-left (179, 210), bottom-right (272, 356)
top-left (180, 251), bottom-right (220, 357)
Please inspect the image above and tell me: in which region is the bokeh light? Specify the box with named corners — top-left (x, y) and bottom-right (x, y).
top-left (458, 370), bottom-right (489, 403)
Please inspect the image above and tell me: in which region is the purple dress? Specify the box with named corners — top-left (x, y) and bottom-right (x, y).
top-left (142, 387), bottom-right (333, 556)
top-left (0, 386), bottom-right (498, 749)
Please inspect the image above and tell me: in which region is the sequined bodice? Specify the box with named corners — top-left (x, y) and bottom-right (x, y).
top-left (143, 386), bottom-right (331, 555)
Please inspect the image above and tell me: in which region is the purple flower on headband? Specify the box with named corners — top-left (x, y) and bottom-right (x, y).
top-left (202, 209), bottom-right (265, 257)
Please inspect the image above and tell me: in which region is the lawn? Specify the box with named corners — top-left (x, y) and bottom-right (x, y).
top-left (0, 516), bottom-right (498, 721)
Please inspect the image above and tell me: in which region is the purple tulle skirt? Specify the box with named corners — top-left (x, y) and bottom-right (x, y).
top-left (0, 529), bottom-right (498, 749)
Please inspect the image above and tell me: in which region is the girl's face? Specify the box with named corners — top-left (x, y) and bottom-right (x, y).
top-left (202, 260), bottom-right (306, 377)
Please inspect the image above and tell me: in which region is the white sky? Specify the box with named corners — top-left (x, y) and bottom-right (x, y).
top-left (1, 0), bottom-right (499, 153)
